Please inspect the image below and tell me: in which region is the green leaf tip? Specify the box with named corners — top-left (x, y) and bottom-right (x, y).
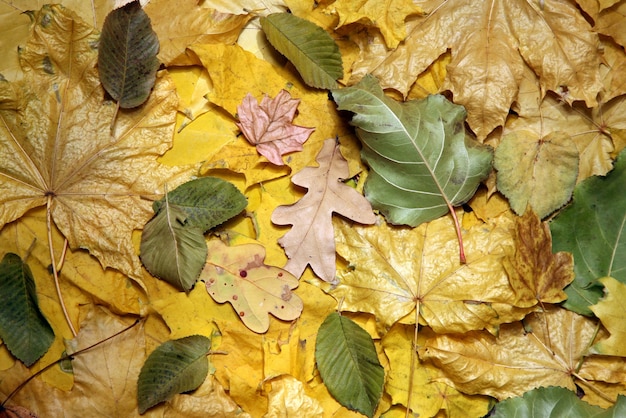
top-left (137, 335), bottom-right (211, 414)
top-left (315, 312), bottom-right (384, 418)
top-left (261, 12), bottom-right (343, 89)
top-left (0, 253), bottom-right (54, 367)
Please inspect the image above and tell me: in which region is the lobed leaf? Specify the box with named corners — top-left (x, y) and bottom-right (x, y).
top-left (260, 13), bottom-right (343, 89)
top-left (98, 0), bottom-right (160, 108)
top-left (0, 253), bottom-right (54, 367)
top-left (590, 277), bottom-right (626, 356)
top-left (202, 239), bottom-right (303, 333)
top-left (152, 177), bottom-right (247, 233)
top-left (332, 75), bottom-right (492, 227)
top-left (140, 204), bottom-right (207, 292)
top-left (550, 148), bottom-right (626, 315)
top-left (315, 312), bottom-right (384, 418)
top-left (137, 335), bottom-right (211, 414)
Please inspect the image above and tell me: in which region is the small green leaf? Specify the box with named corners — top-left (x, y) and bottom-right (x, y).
top-left (494, 130), bottom-right (579, 218)
top-left (550, 148), bottom-right (626, 315)
top-left (152, 177), bottom-right (247, 233)
top-left (492, 386), bottom-right (626, 417)
top-left (261, 13), bottom-right (343, 89)
top-left (137, 335), bottom-right (210, 414)
top-left (315, 312), bottom-right (384, 418)
top-left (98, 0), bottom-right (159, 108)
top-left (0, 253), bottom-right (54, 367)
top-left (140, 204), bottom-right (207, 292)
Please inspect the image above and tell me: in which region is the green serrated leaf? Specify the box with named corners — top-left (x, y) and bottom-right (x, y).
top-left (0, 253), bottom-right (54, 367)
top-left (140, 204), bottom-right (207, 292)
top-left (550, 148), bottom-right (626, 316)
top-left (315, 312), bottom-right (384, 418)
top-left (153, 177), bottom-right (247, 233)
top-left (137, 335), bottom-right (210, 414)
top-left (98, 0), bottom-right (159, 108)
top-left (332, 74), bottom-right (493, 227)
top-left (260, 13), bottom-right (343, 89)
top-left (492, 386), bottom-right (626, 417)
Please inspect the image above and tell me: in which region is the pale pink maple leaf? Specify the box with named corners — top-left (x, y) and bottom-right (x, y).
top-left (236, 90), bottom-right (315, 165)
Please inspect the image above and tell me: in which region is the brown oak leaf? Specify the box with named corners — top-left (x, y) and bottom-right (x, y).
top-left (503, 209), bottom-right (574, 307)
top-left (271, 138), bottom-right (376, 281)
top-left (236, 90), bottom-right (315, 165)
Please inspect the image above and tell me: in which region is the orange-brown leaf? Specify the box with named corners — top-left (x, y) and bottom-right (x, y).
top-left (503, 209), bottom-right (574, 307)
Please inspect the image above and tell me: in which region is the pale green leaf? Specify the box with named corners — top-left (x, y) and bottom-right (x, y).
top-left (550, 148), bottom-right (626, 315)
top-left (98, 0), bottom-right (159, 108)
top-left (332, 74), bottom-right (493, 227)
top-left (492, 386), bottom-right (626, 417)
top-left (315, 312), bottom-right (384, 418)
top-left (0, 253), bottom-right (54, 367)
top-left (140, 204), bottom-right (207, 292)
top-left (137, 335), bottom-right (211, 414)
top-left (495, 131), bottom-right (579, 218)
top-left (260, 13), bottom-right (343, 89)
top-left (152, 177), bottom-right (247, 233)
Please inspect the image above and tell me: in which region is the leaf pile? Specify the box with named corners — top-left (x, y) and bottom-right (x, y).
top-left (1, 2), bottom-right (626, 418)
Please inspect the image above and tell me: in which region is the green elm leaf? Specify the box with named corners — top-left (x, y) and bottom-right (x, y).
top-left (550, 148), bottom-right (626, 316)
top-left (152, 177), bottom-right (247, 233)
top-left (98, 0), bottom-right (159, 108)
top-left (0, 253), bottom-right (54, 367)
top-left (260, 13), bottom-right (343, 89)
top-left (315, 312), bottom-right (384, 418)
top-left (140, 203), bottom-right (207, 293)
top-left (137, 335), bottom-right (211, 414)
top-left (492, 386), bottom-right (626, 417)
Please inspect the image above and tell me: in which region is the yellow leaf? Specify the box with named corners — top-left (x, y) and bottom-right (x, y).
top-left (265, 375), bottom-right (324, 418)
top-left (328, 212), bottom-right (534, 333)
top-left (0, 5), bottom-right (188, 286)
top-left (327, 0), bottom-right (423, 48)
top-left (420, 307), bottom-right (626, 407)
top-left (383, 324), bottom-right (491, 417)
top-left (352, 0), bottom-right (602, 139)
top-left (145, 0), bottom-right (251, 66)
top-left (590, 277), bottom-right (626, 357)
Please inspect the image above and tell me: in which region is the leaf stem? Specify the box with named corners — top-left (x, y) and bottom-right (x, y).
top-left (1, 319), bottom-right (140, 408)
top-left (448, 206), bottom-right (466, 264)
top-left (46, 195), bottom-right (77, 337)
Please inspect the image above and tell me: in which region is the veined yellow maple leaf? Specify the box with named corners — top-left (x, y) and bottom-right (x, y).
top-left (352, 0), bottom-right (602, 139)
top-left (326, 0), bottom-right (423, 49)
top-left (0, 6), bottom-right (187, 286)
top-left (420, 307), bottom-right (626, 408)
top-left (327, 212), bottom-right (535, 333)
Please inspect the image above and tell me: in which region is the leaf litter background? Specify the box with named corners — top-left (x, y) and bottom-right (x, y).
top-left (0, 0), bottom-right (626, 417)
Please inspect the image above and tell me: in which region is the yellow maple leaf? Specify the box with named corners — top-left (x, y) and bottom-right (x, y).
top-left (327, 212), bottom-right (534, 333)
top-left (420, 307), bottom-right (626, 408)
top-left (590, 277), bottom-right (626, 357)
top-left (0, 5), bottom-right (186, 286)
top-left (327, 0), bottom-right (423, 49)
top-left (352, 0), bottom-right (603, 139)
top-left (145, 0), bottom-right (251, 66)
